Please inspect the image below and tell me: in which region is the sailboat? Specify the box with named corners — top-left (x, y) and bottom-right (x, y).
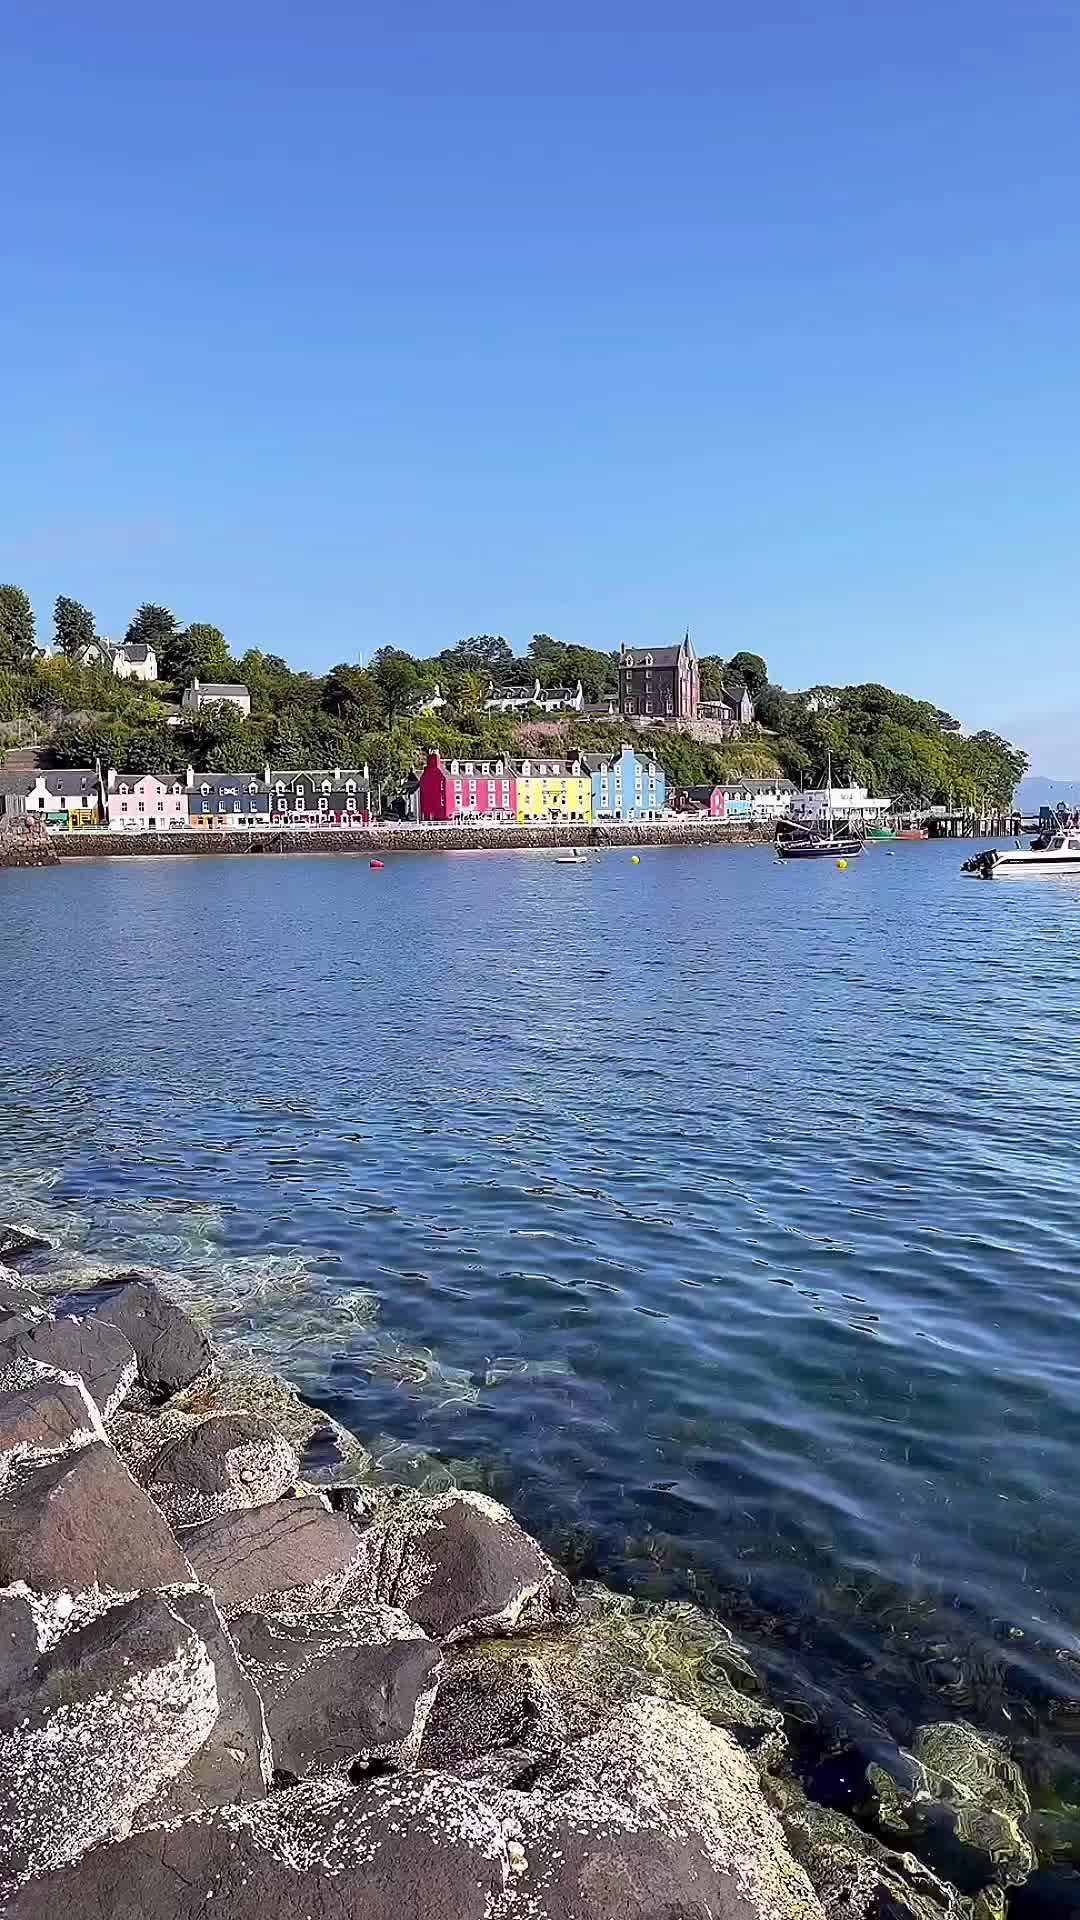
top-left (776, 755), bottom-right (865, 860)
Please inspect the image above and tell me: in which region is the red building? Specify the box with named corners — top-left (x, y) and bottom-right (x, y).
top-left (417, 751), bottom-right (518, 822)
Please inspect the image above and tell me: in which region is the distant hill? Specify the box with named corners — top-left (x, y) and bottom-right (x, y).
top-left (1016, 776), bottom-right (1080, 812)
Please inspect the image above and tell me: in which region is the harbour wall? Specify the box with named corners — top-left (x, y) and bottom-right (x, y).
top-left (44, 820), bottom-right (769, 859)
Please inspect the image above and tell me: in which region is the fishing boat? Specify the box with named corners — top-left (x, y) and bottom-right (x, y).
top-left (897, 828), bottom-right (928, 841)
top-left (962, 829), bottom-right (1080, 878)
top-left (868, 828), bottom-right (897, 841)
top-left (776, 755), bottom-right (865, 860)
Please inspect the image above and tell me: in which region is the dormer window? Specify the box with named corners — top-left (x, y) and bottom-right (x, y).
top-left (321, 780), bottom-right (331, 794)
top-left (276, 782), bottom-right (285, 794)
top-left (644, 653), bottom-right (653, 666)
top-left (248, 783), bottom-right (257, 795)
top-left (625, 654), bottom-right (634, 668)
top-left (119, 784), bottom-right (128, 796)
top-left (346, 779), bottom-right (355, 792)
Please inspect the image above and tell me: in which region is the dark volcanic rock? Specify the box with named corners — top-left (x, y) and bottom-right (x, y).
top-left (0, 1588), bottom-right (40, 1693)
top-left (0, 1443), bottom-right (192, 1595)
top-left (0, 1589), bottom-right (217, 1884)
top-left (0, 1357), bottom-right (106, 1472)
top-left (3, 1772), bottom-right (511, 1919)
top-left (419, 1650), bottom-right (568, 1782)
top-left (0, 1314), bottom-right (137, 1420)
top-left (495, 1695), bottom-right (824, 1920)
top-left (230, 1600), bottom-right (443, 1778)
top-left (86, 1275), bottom-right (213, 1402)
top-left (0, 1278), bottom-right (43, 1321)
top-left (133, 1586), bottom-right (271, 1824)
top-left (180, 1493), bottom-right (360, 1615)
top-left (348, 1489), bottom-right (576, 1643)
top-left (0, 1228), bottom-right (50, 1266)
top-left (143, 1411), bottom-right (299, 1527)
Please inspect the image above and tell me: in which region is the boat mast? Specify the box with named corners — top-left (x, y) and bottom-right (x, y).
top-left (825, 750), bottom-right (834, 832)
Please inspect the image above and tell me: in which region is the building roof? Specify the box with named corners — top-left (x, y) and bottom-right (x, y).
top-left (269, 768), bottom-right (369, 785)
top-left (743, 777), bottom-right (795, 793)
top-left (0, 770), bottom-right (35, 796)
top-left (680, 784), bottom-right (721, 801)
top-left (520, 759), bottom-right (584, 776)
top-left (119, 641), bottom-right (154, 663)
top-left (620, 645), bottom-right (686, 670)
top-left (193, 683), bottom-right (249, 698)
top-left (581, 750), bottom-right (658, 773)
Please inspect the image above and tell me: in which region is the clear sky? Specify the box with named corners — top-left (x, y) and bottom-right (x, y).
top-left (3, 2), bottom-right (1078, 769)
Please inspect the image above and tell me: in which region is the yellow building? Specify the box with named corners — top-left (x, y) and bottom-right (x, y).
top-left (516, 757), bottom-right (592, 824)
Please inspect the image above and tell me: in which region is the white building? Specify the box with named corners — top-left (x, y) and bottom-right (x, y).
top-left (483, 679), bottom-right (540, 714)
top-left (75, 639), bottom-right (158, 682)
top-left (535, 680), bottom-right (584, 714)
top-left (412, 683), bottom-right (448, 714)
top-left (181, 679), bottom-right (252, 717)
top-left (744, 778), bottom-right (796, 822)
top-left (792, 782), bottom-right (890, 826)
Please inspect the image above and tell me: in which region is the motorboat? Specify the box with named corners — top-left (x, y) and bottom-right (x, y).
top-left (555, 848), bottom-right (588, 865)
top-left (963, 830), bottom-right (1080, 877)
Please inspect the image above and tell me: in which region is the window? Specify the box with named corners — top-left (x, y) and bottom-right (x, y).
top-left (644, 653), bottom-right (653, 666)
top-left (319, 797), bottom-right (328, 811)
top-left (346, 780), bottom-right (355, 792)
top-left (321, 781), bottom-right (331, 794)
top-left (249, 783), bottom-right (258, 795)
top-left (121, 802), bottom-right (128, 814)
top-left (138, 802), bottom-right (145, 813)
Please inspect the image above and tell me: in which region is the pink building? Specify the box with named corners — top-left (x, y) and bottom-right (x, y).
top-left (106, 771), bottom-right (189, 831)
top-left (417, 751), bottom-right (517, 822)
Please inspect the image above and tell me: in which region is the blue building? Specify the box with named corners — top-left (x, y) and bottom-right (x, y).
top-left (584, 746), bottom-right (666, 821)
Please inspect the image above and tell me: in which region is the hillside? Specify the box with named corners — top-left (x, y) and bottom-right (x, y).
top-left (0, 589), bottom-right (1027, 810)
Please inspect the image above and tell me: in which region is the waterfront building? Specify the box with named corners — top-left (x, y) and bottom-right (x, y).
top-left (618, 633), bottom-right (700, 723)
top-left (792, 782), bottom-right (890, 826)
top-left (105, 771), bottom-right (188, 831)
top-left (675, 783), bottom-right (751, 820)
top-left (0, 768), bottom-right (102, 829)
top-left (186, 771), bottom-right (272, 828)
top-left (744, 778), bottom-right (795, 822)
top-left (417, 751), bottom-right (517, 822)
top-left (181, 679), bottom-right (252, 717)
top-left (516, 757), bottom-right (591, 824)
top-left (267, 767), bottom-right (371, 825)
top-left (583, 746), bottom-right (666, 820)
top-left (74, 639), bottom-right (158, 682)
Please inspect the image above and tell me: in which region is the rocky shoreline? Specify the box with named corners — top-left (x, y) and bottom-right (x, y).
top-left (0, 1222), bottom-right (1062, 1918)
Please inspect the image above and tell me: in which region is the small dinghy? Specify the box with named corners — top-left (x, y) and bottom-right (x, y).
top-left (555, 848), bottom-right (588, 864)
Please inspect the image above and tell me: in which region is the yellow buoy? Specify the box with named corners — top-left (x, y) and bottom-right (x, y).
top-left (837, 858), bottom-right (848, 870)
top-left (631, 854), bottom-right (640, 864)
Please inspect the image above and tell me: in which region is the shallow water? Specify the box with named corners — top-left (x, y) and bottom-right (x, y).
top-left (3, 842), bottom-right (1080, 1794)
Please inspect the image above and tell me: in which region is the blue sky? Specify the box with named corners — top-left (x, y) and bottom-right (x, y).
top-left (3, 3), bottom-right (1079, 768)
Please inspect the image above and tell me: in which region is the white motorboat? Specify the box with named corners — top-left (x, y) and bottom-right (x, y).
top-left (963, 830), bottom-right (1080, 877)
top-left (555, 848), bottom-right (588, 865)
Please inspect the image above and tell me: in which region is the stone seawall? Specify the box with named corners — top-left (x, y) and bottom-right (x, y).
top-left (51, 820), bottom-right (769, 859)
top-left (0, 820), bottom-right (59, 868)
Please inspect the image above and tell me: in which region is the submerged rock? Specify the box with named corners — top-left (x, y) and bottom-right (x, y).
top-left (0, 1358), bottom-right (106, 1476)
top-left (179, 1492), bottom-right (360, 1615)
top-left (0, 1314), bottom-right (136, 1421)
top-left (494, 1693), bottom-right (823, 1920)
top-left (860, 1721), bottom-right (1035, 1894)
top-left (85, 1275), bottom-right (213, 1402)
top-left (346, 1487), bottom-right (576, 1643)
top-left (172, 1363), bottom-right (367, 1468)
top-left (3, 1771), bottom-right (512, 1920)
top-left (141, 1411), bottom-right (300, 1527)
top-left (0, 1443), bottom-right (192, 1595)
top-left (231, 1600), bottom-right (442, 1778)
top-left (0, 1589), bottom-right (217, 1886)
top-left (0, 1229), bottom-right (50, 1266)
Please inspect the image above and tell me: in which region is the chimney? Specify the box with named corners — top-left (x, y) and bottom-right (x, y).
top-left (106, 766), bottom-right (117, 790)
top-left (264, 762), bottom-right (271, 784)
top-left (185, 764), bottom-right (194, 787)
top-left (333, 767), bottom-right (340, 782)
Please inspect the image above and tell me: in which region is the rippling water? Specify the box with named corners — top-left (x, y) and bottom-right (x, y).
top-left (4, 843), bottom-right (1080, 1793)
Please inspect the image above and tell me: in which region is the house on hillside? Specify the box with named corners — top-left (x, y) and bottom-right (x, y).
top-left (417, 751), bottom-right (518, 822)
top-left (74, 639), bottom-right (158, 682)
top-left (105, 771), bottom-right (188, 831)
top-left (535, 681), bottom-right (584, 714)
top-left (181, 679), bottom-right (251, 717)
top-left (412, 683), bottom-right (448, 715)
top-left (618, 634), bottom-right (699, 722)
top-left (700, 681), bottom-right (755, 734)
top-left (580, 696), bottom-right (619, 720)
top-left (583, 746), bottom-right (665, 821)
top-left (483, 679), bottom-right (539, 715)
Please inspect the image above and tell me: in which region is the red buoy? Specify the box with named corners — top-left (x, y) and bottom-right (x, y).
top-left (369, 859), bottom-right (385, 870)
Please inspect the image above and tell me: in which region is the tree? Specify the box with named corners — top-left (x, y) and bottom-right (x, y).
top-left (125, 603), bottom-right (177, 648)
top-left (0, 586), bottom-right (36, 672)
top-left (370, 647), bottom-right (421, 726)
top-left (438, 635), bottom-right (514, 679)
top-left (53, 595), bottom-right (97, 660)
top-left (168, 623), bottom-right (233, 686)
top-left (726, 651), bottom-right (768, 699)
top-left (699, 656), bottom-right (727, 701)
top-left (323, 663), bottom-right (382, 727)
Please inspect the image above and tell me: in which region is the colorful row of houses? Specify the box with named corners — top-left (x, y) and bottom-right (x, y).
top-left (0, 765), bottom-right (372, 832)
top-left (410, 748), bottom-right (667, 823)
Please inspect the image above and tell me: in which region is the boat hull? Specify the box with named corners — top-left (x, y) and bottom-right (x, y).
top-left (963, 848), bottom-right (1080, 877)
top-left (776, 840), bottom-right (864, 860)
